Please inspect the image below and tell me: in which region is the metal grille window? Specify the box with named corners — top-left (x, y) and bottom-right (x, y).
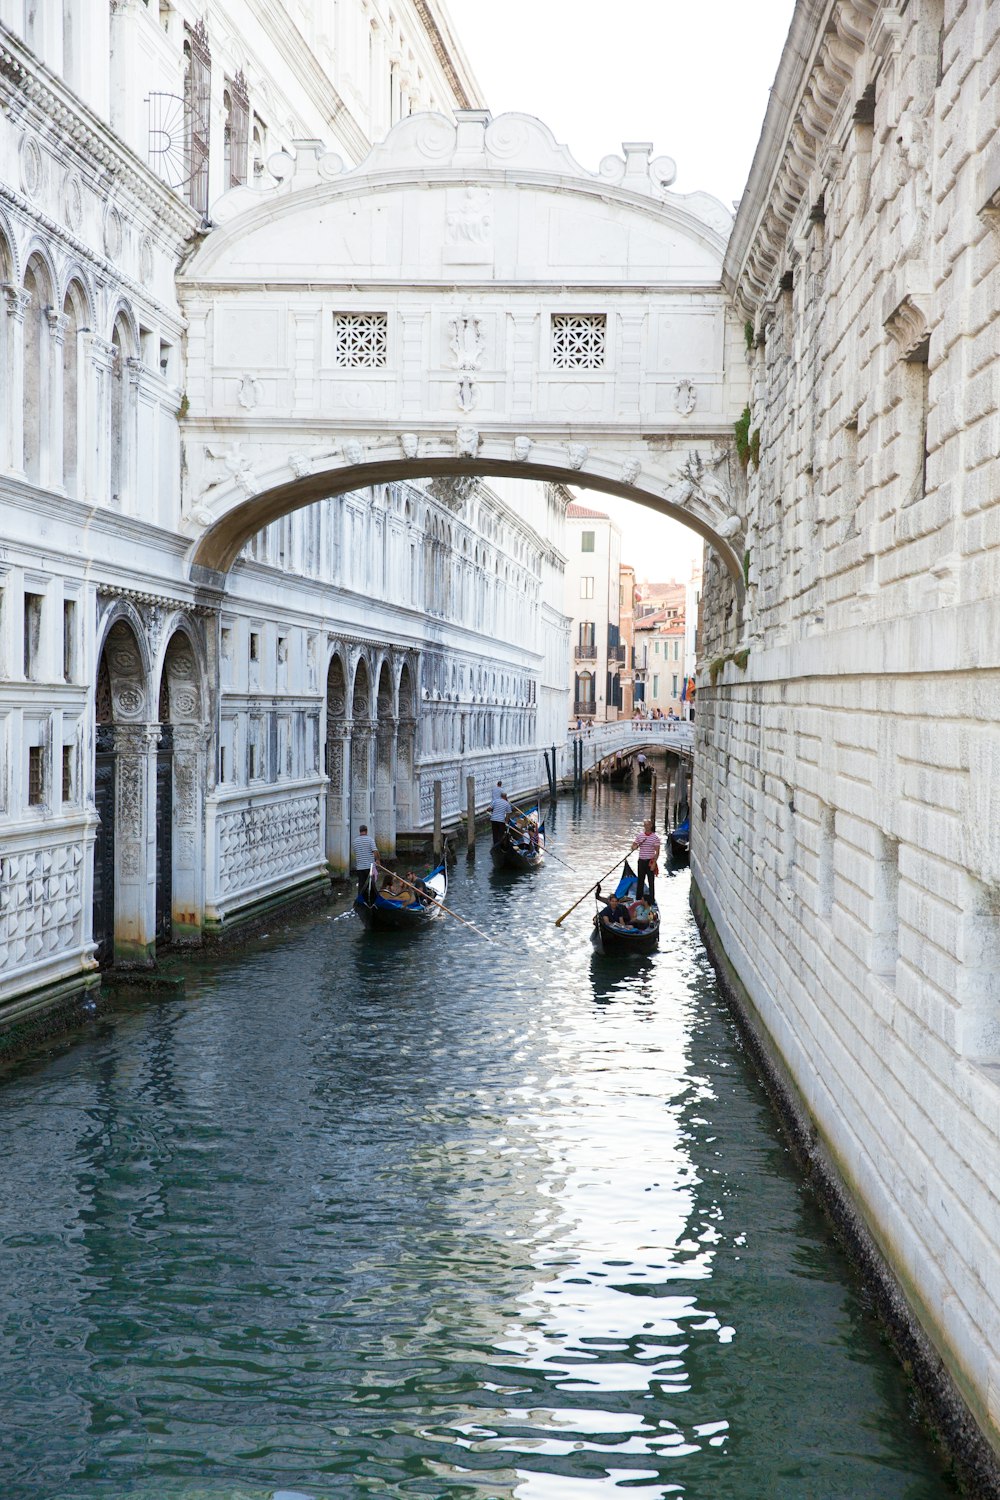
top-left (552, 313), bottom-right (606, 369)
top-left (28, 746), bottom-right (44, 806)
top-left (334, 313), bottom-right (388, 368)
top-left (183, 21), bottom-right (211, 216)
top-left (62, 745), bottom-right (73, 802)
top-left (225, 71), bottom-right (250, 188)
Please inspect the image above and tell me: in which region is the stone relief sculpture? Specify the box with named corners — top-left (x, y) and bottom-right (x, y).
top-left (400, 433), bottom-right (420, 459)
top-left (620, 459), bottom-right (641, 486)
top-left (449, 314), bottom-right (484, 371)
top-left (513, 435), bottom-right (533, 461)
top-left (567, 443), bottom-right (588, 470)
top-left (674, 379), bottom-right (698, 416)
top-left (445, 187), bottom-right (493, 245)
top-left (456, 426), bottom-right (480, 457)
top-left (456, 376), bottom-right (479, 413)
top-left (237, 374), bottom-right (264, 410)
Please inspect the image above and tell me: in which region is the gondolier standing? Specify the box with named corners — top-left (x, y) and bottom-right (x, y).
top-left (631, 819), bottom-right (661, 903)
top-left (352, 823), bottom-right (379, 898)
top-left (490, 782), bottom-right (512, 846)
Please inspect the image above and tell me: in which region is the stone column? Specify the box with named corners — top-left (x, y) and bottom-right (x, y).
top-left (395, 717), bottom-right (416, 835)
top-left (46, 309), bottom-right (68, 492)
top-left (374, 719), bottom-right (397, 858)
top-left (170, 723), bottom-right (208, 942)
top-left (113, 723), bottom-right (158, 966)
top-left (349, 718), bottom-right (375, 844)
top-left (324, 719), bottom-right (352, 875)
top-left (82, 333), bottom-right (116, 504)
top-left (2, 284), bottom-right (31, 474)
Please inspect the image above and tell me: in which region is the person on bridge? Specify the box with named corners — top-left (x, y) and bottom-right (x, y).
top-left (353, 824), bottom-right (380, 899)
top-left (631, 819), bottom-right (661, 903)
top-left (490, 785), bottom-right (513, 845)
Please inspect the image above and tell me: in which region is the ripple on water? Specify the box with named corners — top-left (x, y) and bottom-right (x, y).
top-left (0, 790), bottom-right (957, 1499)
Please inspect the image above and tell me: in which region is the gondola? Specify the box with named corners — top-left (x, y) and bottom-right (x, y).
top-left (592, 860), bottom-right (659, 953)
top-left (354, 861), bottom-right (447, 929)
top-left (490, 807), bottom-right (545, 871)
top-left (605, 761), bottom-right (632, 785)
top-left (636, 763), bottom-right (653, 788)
top-left (668, 817), bottom-right (690, 859)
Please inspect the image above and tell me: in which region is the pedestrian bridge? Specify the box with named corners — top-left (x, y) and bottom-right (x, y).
top-left (568, 720), bottom-right (694, 783)
top-left (179, 109), bottom-right (749, 601)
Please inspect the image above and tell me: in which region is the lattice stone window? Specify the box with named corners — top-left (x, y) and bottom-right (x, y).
top-left (334, 313), bottom-right (388, 368)
top-left (552, 313), bottom-right (606, 369)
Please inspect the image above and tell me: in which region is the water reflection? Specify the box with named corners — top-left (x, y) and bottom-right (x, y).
top-left (0, 787), bottom-right (955, 1498)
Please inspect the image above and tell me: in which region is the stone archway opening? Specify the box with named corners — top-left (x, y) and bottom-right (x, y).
top-left (396, 662), bottom-right (416, 838)
top-left (158, 628), bottom-right (208, 944)
top-left (350, 657), bottom-right (373, 841)
top-left (324, 652), bottom-right (349, 875)
top-left (93, 616), bottom-right (152, 968)
top-left (375, 661), bottom-right (396, 857)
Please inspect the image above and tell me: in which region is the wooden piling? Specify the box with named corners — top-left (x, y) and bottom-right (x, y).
top-left (433, 780), bottom-right (442, 860)
top-left (466, 775), bottom-right (476, 859)
top-left (650, 771), bottom-right (658, 831)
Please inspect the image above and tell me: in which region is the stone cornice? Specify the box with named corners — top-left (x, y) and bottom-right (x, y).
top-left (723, 0), bottom-right (879, 308)
top-left (0, 28), bottom-right (197, 245)
top-left (409, 0), bottom-right (485, 111)
top-left (244, 0), bottom-right (370, 163)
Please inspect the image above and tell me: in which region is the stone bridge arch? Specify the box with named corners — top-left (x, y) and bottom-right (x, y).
top-left (179, 109), bottom-right (750, 604)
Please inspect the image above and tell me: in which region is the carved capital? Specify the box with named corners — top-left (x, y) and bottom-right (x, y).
top-left (2, 283), bottom-right (31, 321)
top-left (883, 292), bottom-right (930, 360)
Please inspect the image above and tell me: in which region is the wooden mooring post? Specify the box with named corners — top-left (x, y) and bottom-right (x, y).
top-left (433, 780), bottom-right (442, 860)
top-left (466, 775), bottom-right (476, 860)
top-left (650, 770), bottom-right (658, 830)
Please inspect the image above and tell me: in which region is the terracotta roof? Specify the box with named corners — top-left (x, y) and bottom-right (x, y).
top-left (566, 503), bottom-right (610, 520)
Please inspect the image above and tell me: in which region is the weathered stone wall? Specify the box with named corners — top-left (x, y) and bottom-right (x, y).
top-left (696, 0), bottom-right (1000, 1463)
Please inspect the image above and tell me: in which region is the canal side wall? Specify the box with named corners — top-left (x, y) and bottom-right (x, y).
top-left (694, 0), bottom-right (1000, 1480)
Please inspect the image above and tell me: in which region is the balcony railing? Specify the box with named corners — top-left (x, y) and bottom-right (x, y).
top-left (573, 699), bottom-right (597, 717)
top-left (609, 645), bottom-right (626, 664)
top-left (574, 644), bottom-right (597, 661)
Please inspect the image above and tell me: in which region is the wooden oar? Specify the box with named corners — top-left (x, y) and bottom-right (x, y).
top-left (389, 869), bottom-right (496, 946)
top-left (554, 853), bottom-right (631, 927)
top-left (509, 802), bottom-right (576, 871)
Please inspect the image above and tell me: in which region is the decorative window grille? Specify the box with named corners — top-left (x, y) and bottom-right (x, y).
top-left (333, 313), bottom-right (388, 368)
top-left (227, 71), bottom-right (250, 188)
top-left (552, 313), bottom-right (606, 369)
top-left (183, 20), bottom-right (211, 217)
top-left (62, 745), bottom-right (73, 802)
top-left (28, 746), bottom-right (44, 806)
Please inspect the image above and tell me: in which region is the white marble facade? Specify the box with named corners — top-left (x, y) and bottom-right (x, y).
top-left (696, 0), bottom-right (1000, 1464)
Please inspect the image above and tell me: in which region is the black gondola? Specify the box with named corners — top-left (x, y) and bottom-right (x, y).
top-left (490, 807), bottom-right (545, 871)
top-left (668, 817), bottom-right (690, 859)
top-left (592, 861), bottom-right (659, 953)
top-left (354, 862), bottom-right (447, 929)
top-left (605, 761), bottom-right (632, 785)
top-left (637, 763), bottom-right (653, 788)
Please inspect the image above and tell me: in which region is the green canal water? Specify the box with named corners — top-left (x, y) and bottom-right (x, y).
top-left (1, 791), bottom-right (956, 1499)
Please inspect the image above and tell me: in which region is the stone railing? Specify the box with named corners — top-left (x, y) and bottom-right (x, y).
top-left (566, 718), bottom-right (694, 780)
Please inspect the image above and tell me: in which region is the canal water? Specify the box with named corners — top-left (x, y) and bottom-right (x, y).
top-left (1, 789), bottom-right (956, 1500)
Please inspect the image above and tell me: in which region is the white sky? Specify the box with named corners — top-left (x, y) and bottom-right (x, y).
top-left (442, 0), bottom-right (795, 582)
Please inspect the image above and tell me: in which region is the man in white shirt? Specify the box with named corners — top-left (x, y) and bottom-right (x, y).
top-left (631, 819), bottom-right (661, 902)
top-left (352, 824), bottom-right (379, 896)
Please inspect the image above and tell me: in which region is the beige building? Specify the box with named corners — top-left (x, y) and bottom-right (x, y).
top-left (618, 564), bottom-right (637, 719)
top-left (635, 608), bottom-right (686, 718)
top-left (564, 502), bottom-right (623, 723)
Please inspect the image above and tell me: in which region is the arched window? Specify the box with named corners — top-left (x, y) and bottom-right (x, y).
top-left (61, 282), bottom-right (85, 495)
top-left (22, 257), bottom-right (51, 485)
top-left (109, 312), bottom-right (135, 510)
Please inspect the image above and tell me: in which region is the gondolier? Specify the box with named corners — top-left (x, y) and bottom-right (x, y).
top-left (631, 819), bottom-right (661, 902)
top-left (352, 823), bottom-right (379, 898)
top-left (490, 782), bottom-right (513, 845)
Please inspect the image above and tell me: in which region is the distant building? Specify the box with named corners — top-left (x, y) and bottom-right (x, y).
top-left (564, 502), bottom-right (623, 722)
top-left (634, 605), bottom-right (686, 717)
top-left (619, 564), bottom-right (637, 718)
top-left (682, 561), bottom-right (702, 721)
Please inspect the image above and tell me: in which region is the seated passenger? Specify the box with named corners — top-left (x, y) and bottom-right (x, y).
top-left (631, 899), bottom-right (654, 928)
top-left (602, 894), bottom-right (631, 926)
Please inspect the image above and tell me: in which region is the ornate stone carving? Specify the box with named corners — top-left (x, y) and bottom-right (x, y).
top-left (202, 441), bottom-right (259, 498)
top-left (620, 459), bottom-right (641, 486)
top-left (456, 426), bottom-right (480, 457)
top-left (449, 313), bottom-right (484, 371)
top-left (237, 374), bottom-right (263, 409)
top-left (400, 432), bottom-right (419, 459)
top-left (342, 439), bottom-right (365, 465)
top-left (884, 293), bottom-right (930, 360)
top-left (429, 475), bottom-right (476, 509)
top-left (0, 841), bottom-right (84, 967)
top-left (103, 204), bottom-right (123, 259)
top-left (139, 234), bottom-right (154, 282)
top-left (513, 435), bottom-right (533, 462)
top-left (674, 379), bottom-right (698, 415)
top-left (63, 172), bottom-right (84, 231)
top-left (456, 376), bottom-right (479, 412)
top-left (19, 133), bottom-right (42, 197)
top-left (567, 443), bottom-right (589, 470)
top-left (215, 793), bottom-right (323, 897)
top-left (288, 452), bottom-right (312, 478)
top-left (445, 187), bottom-right (493, 246)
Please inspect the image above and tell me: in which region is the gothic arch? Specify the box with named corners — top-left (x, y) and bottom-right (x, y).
top-left (349, 655), bottom-right (373, 838)
top-left (154, 622), bottom-right (209, 944)
top-left (22, 250), bottom-right (56, 485)
top-left (323, 648), bottom-right (350, 874)
top-left (374, 659), bottom-right (395, 851)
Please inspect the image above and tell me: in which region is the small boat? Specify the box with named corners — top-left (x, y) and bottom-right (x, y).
top-left (636, 763), bottom-right (653, 788)
top-left (668, 817), bottom-right (690, 859)
top-left (355, 862), bottom-right (447, 929)
top-left (605, 761), bottom-right (632, 785)
top-left (491, 807), bottom-right (545, 871)
top-left (592, 861), bottom-right (659, 953)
